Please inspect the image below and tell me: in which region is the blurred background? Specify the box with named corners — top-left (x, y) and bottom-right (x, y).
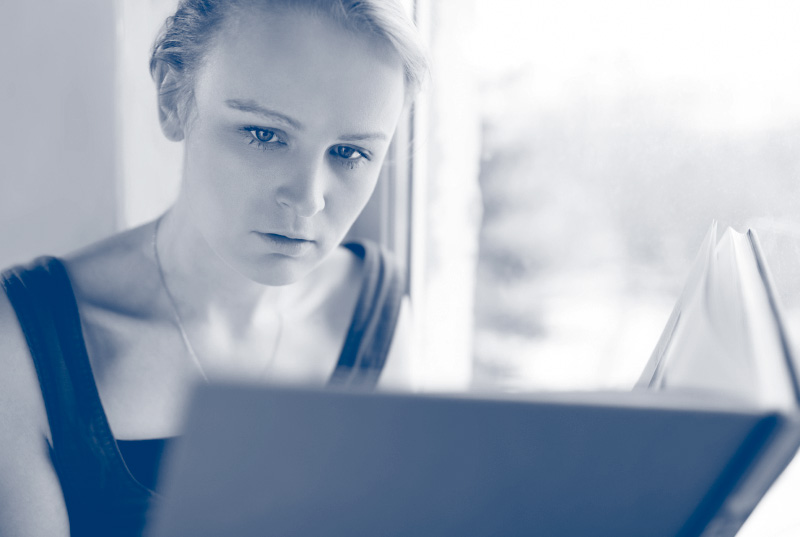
top-left (0, 0), bottom-right (119, 267)
top-left (468, 0), bottom-right (800, 392)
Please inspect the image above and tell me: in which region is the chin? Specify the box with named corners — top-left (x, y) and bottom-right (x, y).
top-left (212, 235), bottom-right (334, 287)
top-left (241, 254), bottom-right (320, 287)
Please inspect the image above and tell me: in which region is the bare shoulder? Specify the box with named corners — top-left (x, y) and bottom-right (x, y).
top-left (318, 239), bottom-right (390, 300)
top-left (330, 242), bottom-right (365, 285)
top-left (60, 222), bottom-right (159, 314)
top-left (299, 243), bottom-right (364, 320)
top-left (0, 282), bottom-right (70, 535)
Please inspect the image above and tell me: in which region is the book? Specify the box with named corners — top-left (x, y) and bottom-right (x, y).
top-left (634, 221), bottom-right (800, 535)
top-left (146, 223), bottom-right (800, 537)
top-left (638, 221), bottom-right (797, 407)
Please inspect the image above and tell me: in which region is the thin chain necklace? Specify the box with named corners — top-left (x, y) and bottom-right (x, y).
top-left (152, 215), bottom-right (283, 382)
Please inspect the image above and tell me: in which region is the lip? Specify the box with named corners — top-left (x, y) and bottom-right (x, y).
top-left (265, 231), bottom-right (314, 241)
top-left (254, 231), bottom-right (315, 256)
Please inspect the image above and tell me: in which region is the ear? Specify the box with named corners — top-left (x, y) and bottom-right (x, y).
top-left (153, 61), bottom-right (186, 142)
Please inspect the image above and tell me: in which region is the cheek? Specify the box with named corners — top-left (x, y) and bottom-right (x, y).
top-left (184, 127), bottom-right (268, 217)
top-left (327, 168), bottom-right (381, 227)
top-left (331, 146), bottom-right (391, 217)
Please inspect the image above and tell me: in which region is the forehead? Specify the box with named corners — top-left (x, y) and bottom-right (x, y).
top-left (193, 7), bottom-right (406, 133)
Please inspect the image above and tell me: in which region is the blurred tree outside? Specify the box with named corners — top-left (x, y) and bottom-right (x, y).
top-left (469, 0), bottom-right (800, 391)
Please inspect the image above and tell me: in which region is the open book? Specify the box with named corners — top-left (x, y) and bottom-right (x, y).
top-left (146, 222), bottom-right (800, 537)
top-left (638, 221), bottom-right (798, 406)
top-left (633, 221), bottom-right (800, 535)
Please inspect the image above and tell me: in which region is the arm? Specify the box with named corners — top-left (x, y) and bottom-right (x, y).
top-left (0, 291), bottom-right (69, 537)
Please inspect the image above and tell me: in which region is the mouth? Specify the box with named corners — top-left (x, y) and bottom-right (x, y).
top-left (262, 232), bottom-right (313, 242)
top-left (254, 231), bottom-right (315, 256)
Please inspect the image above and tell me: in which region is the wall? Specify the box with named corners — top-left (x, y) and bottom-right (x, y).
top-left (0, 1), bottom-right (118, 268)
top-left (117, 0), bottom-right (182, 228)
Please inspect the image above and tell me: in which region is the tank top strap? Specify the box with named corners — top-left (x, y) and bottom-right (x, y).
top-left (2, 257), bottom-right (84, 445)
top-left (1, 257), bottom-right (117, 448)
top-left (1, 257), bottom-right (153, 536)
top-left (328, 240), bottom-right (406, 390)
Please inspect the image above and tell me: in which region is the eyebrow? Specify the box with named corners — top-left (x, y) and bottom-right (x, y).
top-left (338, 132), bottom-right (388, 142)
top-left (225, 98), bottom-right (388, 143)
top-left (225, 99), bottom-right (303, 130)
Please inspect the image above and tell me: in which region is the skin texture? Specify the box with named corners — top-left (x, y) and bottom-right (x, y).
top-left (0, 7), bottom-right (410, 536)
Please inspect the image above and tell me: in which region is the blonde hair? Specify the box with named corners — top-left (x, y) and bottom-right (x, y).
top-left (151, 0), bottom-right (429, 111)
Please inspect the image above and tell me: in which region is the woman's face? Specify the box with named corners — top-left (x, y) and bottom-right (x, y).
top-left (177, 7), bottom-right (406, 285)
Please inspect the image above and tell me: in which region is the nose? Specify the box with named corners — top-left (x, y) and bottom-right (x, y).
top-left (275, 159), bottom-right (327, 218)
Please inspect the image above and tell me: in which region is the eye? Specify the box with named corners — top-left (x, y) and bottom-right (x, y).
top-left (332, 146), bottom-right (364, 160)
top-left (248, 128), bottom-right (279, 144)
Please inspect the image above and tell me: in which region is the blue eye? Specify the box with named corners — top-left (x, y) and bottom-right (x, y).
top-left (329, 145), bottom-right (370, 170)
top-left (334, 146), bottom-right (360, 160)
top-left (332, 145), bottom-right (366, 160)
top-left (248, 128), bottom-right (279, 144)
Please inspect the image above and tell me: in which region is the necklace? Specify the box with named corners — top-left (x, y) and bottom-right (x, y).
top-left (152, 215), bottom-right (283, 382)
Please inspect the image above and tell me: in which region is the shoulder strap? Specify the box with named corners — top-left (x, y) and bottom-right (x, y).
top-left (2, 256), bottom-right (125, 460)
top-left (1, 257), bottom-right (150, 533)
top-left (1, 257), bottom-right (87, 447)
top-left (328, 241), bottom-right (405, 390)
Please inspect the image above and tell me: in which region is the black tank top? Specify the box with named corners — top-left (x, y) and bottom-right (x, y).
top-left (1, 240), bottom-right (404, 537)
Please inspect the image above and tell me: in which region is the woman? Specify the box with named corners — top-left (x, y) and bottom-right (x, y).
top-left (0, 1), bottom-right (428, 535)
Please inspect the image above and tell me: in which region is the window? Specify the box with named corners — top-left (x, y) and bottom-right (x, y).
top-left (412, 0), bottom-right (800, 392)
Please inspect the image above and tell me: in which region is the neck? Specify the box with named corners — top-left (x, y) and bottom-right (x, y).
top-left (153, 202), bottom-right (300, 332)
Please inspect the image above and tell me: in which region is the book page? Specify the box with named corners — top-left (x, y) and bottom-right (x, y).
top-left (638, 221), bottom-right (718, 388)
top-left (735, 230), bottom-right (795, 409)
top-left (643, 225), bottom-right (795, 408)
top-left (655, 228), bottom-right (760, 401)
